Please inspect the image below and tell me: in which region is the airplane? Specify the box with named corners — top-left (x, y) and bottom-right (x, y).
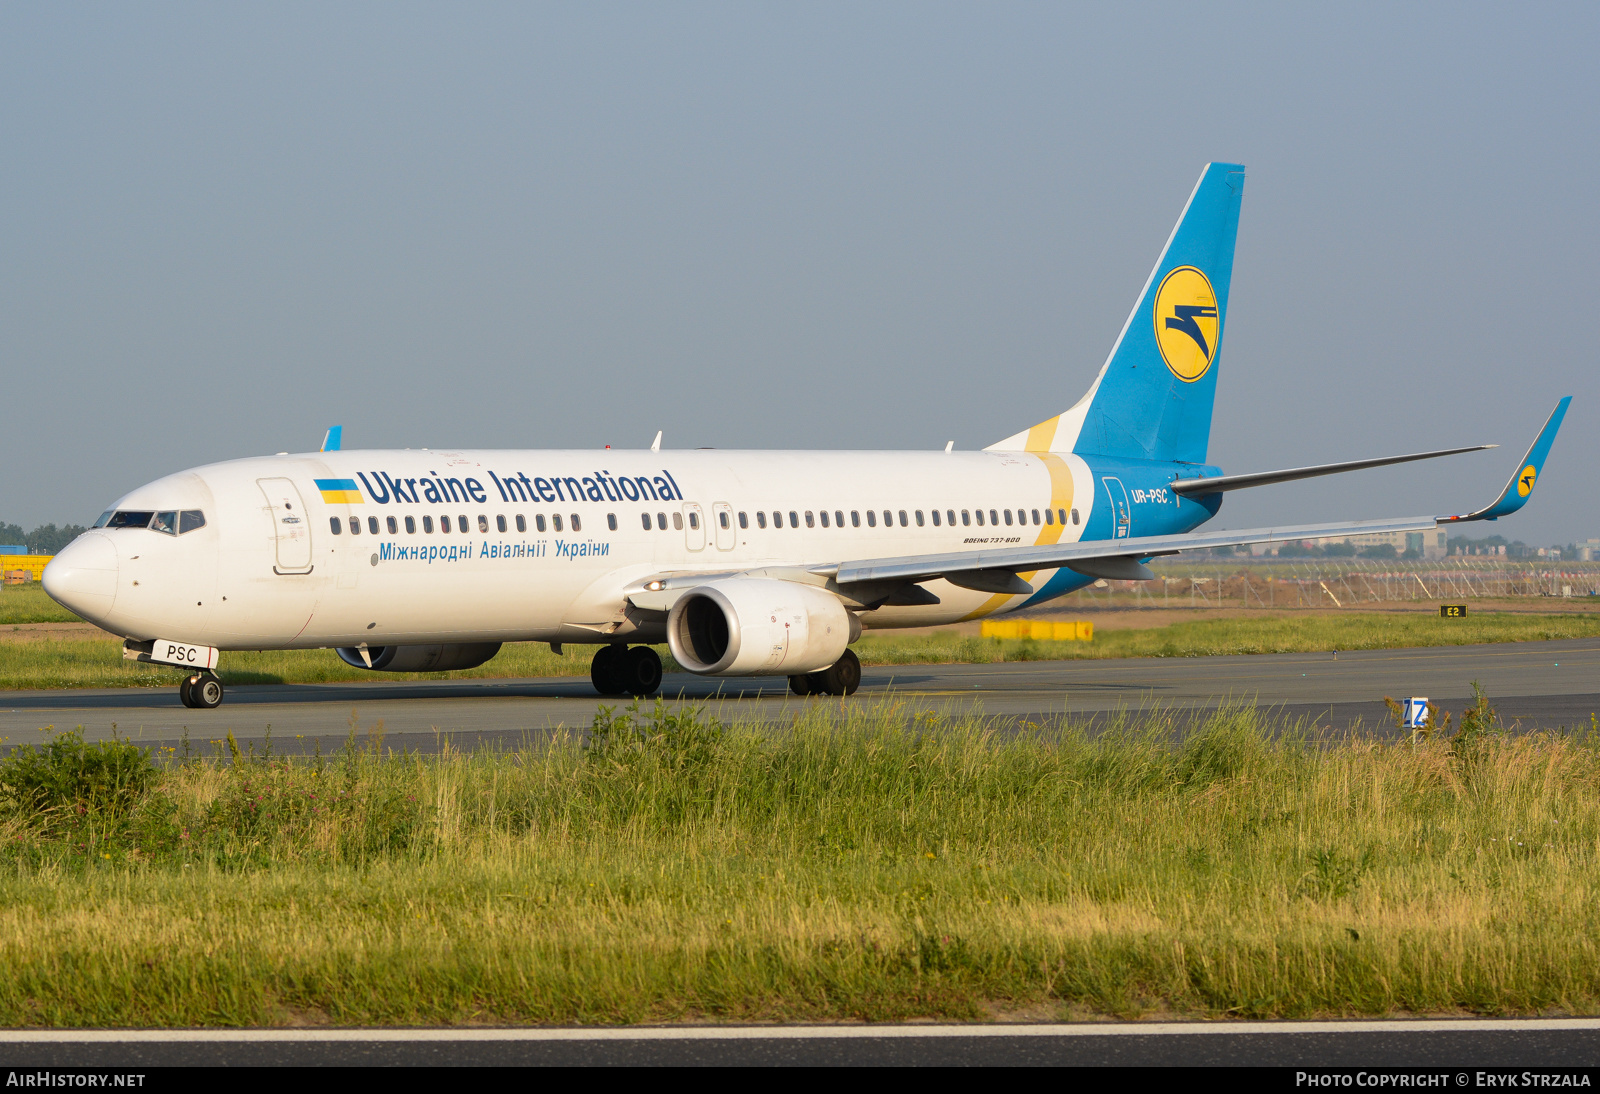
top-left (41, 163), bottom-right (1571, 710)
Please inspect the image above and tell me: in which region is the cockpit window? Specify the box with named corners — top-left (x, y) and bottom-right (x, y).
top-left (106, 511), bottom-right (154, 529)
top-left (93, 510), bottom-right (114, 528)
top-left (103, 509), bottom-right (206, 535)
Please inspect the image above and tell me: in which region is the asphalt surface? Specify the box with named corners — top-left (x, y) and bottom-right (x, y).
top-left (2, 638), bottom-right (1597, 752)
top-left (1, 1020), bottom-right (1597, 1067)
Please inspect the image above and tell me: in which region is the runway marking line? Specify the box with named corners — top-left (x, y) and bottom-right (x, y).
top-left (1, 1019), bottom-right (1597, 1042)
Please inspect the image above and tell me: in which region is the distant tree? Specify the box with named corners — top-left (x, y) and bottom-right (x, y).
top-left (1323, 542), bottom-right (1357, 557)
top-left (0, 522), bottom-right (88, 554)
top-left (1401, 547), bottom-right (1421, 560)
top-left (1359, 543), bottom-right (1398, 560)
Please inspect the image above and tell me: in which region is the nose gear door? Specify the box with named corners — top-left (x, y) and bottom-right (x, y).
top-left (257, 478), bottom-right (314, 573)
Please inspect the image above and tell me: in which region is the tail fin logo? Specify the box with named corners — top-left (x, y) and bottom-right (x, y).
top-left (1517, 465), bottom-right (1537, 497)
top-left (1153, 265), bottom-right (1220, 382)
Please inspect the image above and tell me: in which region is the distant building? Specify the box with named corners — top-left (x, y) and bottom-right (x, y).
top-left (1580, 539), bottom-right (1600, 562)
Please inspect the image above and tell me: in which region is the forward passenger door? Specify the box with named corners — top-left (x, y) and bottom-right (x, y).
top-left (683, 502), bottom-right (706, 551)
top-left (258, 478), bottom-right (314, 573)
top-left (712, 502), bottom-right (735, 551)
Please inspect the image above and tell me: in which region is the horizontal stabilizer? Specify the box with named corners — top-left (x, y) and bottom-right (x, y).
top-left (1171, 444), bottom-right (1495, 497)
top-left (1440, 397), bottom-right (1571, 524)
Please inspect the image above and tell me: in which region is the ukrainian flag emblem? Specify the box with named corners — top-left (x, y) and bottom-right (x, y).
top-left (314, 478), bottom-right (363, 504)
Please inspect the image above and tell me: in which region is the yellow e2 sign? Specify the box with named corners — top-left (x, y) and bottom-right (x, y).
top-left (1440, 604), bottom-right (1467, 618)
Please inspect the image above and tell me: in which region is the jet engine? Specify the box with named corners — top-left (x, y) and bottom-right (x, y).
top-left (335, 643), bottom-right (502, 672)
top-left (666, 578), bottom-right (856, 676)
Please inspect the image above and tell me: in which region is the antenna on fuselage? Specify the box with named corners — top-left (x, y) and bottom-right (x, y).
top-left (944, 441), bottom-right (954, 452)
top-left (321, 426), bottom-right (343, 452)
top-left (651, 430), bottom-right (662, 452)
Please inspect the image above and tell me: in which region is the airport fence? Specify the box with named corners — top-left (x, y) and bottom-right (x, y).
top-left (1057, 558), bottom-right (1600, 610)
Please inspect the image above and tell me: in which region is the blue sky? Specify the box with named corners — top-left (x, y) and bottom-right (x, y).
top-left (2, 3), bottom-right (1594, 543)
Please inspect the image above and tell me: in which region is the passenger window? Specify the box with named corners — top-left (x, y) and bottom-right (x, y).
top-left (1044, 509), bottom-right (1054, 526)
top-left (179, 510), bottom-right (206, 534)
top-left (460, 514), bottom-right (469, 532)
top-left (947, 509), bottom-right (956, 526)
top-left (835, 510), bottom-right (844, 528)
top-left (406, 516), bottom-right (416, 534)
top-left (772, 511), bottom-right (782, 528)
top-left (738, 512), bottom-right (748, 529)
top-left (657, 513), bottom-right (667, 530)
top-left (553, 515), bottom-right (563, 532)
top-left (369, 516), bottom-right (380, 534)
top-left (672, 512), bottom-right (682, 530)
top-left (439, 516), bottom-right (450, 533)
top-left (931, 510), bottom-right (941, 527)
top-left (641, 513), bottom-right (652, 530)
top-left (989, 509), bottom-right (998, 525)
top-left (388, 516), bottom-right (398, 534)
top-left (571, 514), bottom-right (581, 532)
top-left (330, 517), bottom-right (343, 535)
top-left (757, 511), bottom-right (767, 529)
top-left (819, 511), bottom-right (829, 528)
top-left (515, 514), bottom-right (526, 533)
top-left (788, 511), bottom-right (798, 528)
top-left (1003, 510), bottom-right (1012, 526)
top-left (346, 516), bottom-right (358, 535)
top-left (151, 512), bottom-right (178, 535)
top-left (898, 510), bottom-right (907, 527)
top-left (1071, 508), bottom-right (1080, 525)
top-left (607, 514), bottom-right (617, 531)
top-left (496, 515), bottom-right (507, 533)
top-left (805, 511), bottom-right (815, 528)
top-left (883, 510), bottom-right (893, 527)
top-left (961, 510), bottom-right (970, 526)
top-left (851, 511), bottom-right (860, 528)
top-left (687, 512), bottom-right (698, 530)
top-left (866, 510), bottom-right (876, 527)
top-left (719, 511), bottom-right (730, 529)
top-left (915, 510), bottom-right (924, 526)
top-left (478, 515), bottom-right (489, 533)
top-left (536, 514), bottom-right (547, 532)
top-left (1031, 509), bottom-right (1040, 525)
top-left (975, 510), bottom-right (984, 526)
top-left (423, 515), bottom-right (434, 533)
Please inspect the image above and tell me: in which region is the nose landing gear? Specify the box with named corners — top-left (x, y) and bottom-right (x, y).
top-left (179, 672), bottom-right (224, 709)
top-left (789, 648), bottom-right (861, 697)
top-left (590, 645), bottom-right (663, 697)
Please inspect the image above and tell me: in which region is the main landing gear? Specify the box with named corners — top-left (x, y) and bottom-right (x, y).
top-left (789, 648), bottom-right (861, 697)
top-left (590, 644), bottom-right (664, 698)
top-left (179, 672), bottom-right (224, 709)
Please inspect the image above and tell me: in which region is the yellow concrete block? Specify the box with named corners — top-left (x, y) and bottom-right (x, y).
top-left (1029, 620), bottom-right (1053, 640)
top-left (1076, 621), bottom-right (1093, 641)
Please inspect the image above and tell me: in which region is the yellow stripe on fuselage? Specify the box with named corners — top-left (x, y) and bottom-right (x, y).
top-left (960, 451), bottom-right (1076, 621)
top-left (319, 489), bottom-right (362, 504)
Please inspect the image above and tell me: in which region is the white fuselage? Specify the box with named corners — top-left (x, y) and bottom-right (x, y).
top-left (53, 447), bottom-right (1105, 650)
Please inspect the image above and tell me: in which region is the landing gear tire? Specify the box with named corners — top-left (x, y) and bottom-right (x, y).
top-left (186, 673), bottom-right (224, 709)
top-left (804, 649), bottom-right (861, 697)
top-left (590, 644), bottom-right (627, 696)
top-left (622, 646), bottom-right (663, 697)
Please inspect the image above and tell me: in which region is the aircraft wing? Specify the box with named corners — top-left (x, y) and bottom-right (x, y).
top-left (824, 398), bottom-right (1571, 593)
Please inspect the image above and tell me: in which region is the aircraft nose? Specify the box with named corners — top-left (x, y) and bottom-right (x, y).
top-left (42, 533), bottom-right (118, 622)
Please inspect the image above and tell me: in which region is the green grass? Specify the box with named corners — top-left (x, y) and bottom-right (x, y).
top-left (0, 584), bottom-right (79, 624)
top-left (5, 611), bottom-right (1600, 690)
top-left (0, 698), bottom-right (1598, 1025)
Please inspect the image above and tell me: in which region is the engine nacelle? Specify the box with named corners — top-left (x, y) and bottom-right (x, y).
top-left (335, 643), bottom-right (502, 673)
top-left (667, 578), bottom-right (855, 676)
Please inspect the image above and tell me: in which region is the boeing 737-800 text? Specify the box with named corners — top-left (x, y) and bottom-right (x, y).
top-left (42, 163), bottom-right (1570, 708)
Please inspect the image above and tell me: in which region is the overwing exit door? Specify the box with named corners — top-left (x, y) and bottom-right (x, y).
top-left (1102, 476), bottom-right (1131, 539)
top-left (712, 502), bottom-right (736, 550)
top-left (682, 502), bottom-right (706, 551)
top-left (258, 478), bottom-right (314, 573)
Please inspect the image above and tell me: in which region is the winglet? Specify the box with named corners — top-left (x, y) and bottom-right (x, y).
top-left (321, 426), bottom-right (343, 452)
top-left (1440, 397), bottom-right (1570, 523)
